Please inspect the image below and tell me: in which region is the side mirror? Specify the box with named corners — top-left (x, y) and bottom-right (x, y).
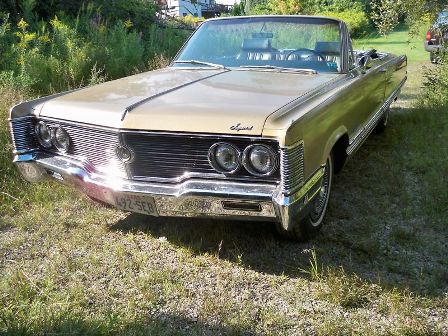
top-left (358, 55), bottom-right (373, 74)
top-left (358, 49), bottom-right (377, 74)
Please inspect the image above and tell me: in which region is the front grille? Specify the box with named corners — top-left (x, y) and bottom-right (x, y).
top-left (44, 120), bottom-right (126, 177)
top-left (10, 117), bottom-right (39, 153)
top-left (11, 117), bottom-right (281, 183)
top-left (280, 142), bottom-right (304, 194)
top-left (123, 132), bottom-right (280, 181)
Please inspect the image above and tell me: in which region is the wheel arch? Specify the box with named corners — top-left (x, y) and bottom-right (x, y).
top-left (322, 126), bottom-right (349, 175)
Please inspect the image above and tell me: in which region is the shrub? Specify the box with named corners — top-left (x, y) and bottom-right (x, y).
top-left (318, 9), bottom-right (370, 37)
top-left (316, 0), bottom-right (364, 12)
top-left (422, 56), bottom-right (448, 107)
top-left (87, 21), bottom-right (146, 79)
top-left (1, 14), bottom-right (189, 95)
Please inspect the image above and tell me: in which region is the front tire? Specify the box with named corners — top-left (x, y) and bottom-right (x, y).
top-left (276, 153), bottom-right (333, 241)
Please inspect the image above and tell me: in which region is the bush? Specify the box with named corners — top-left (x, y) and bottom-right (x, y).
top-left (316, 0), bottom-right (364, 12)
top-left (0, 13), bottom-right (189, 95)
top-left (422, 57), bottom-right (448, 107)
top-left (318, 9), bottom-right (370, 37)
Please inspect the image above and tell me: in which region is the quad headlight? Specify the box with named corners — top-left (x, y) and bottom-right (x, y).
top-left (51, 126), bottom-right (71, 152)
top-left (35, 121), bottom-right (52, 148)
top-left (242, 144), bottom-right (277, 176)
top-left (208, 143), bottom-right (241, 174)
top-left (208, 142), bottom-right (278, 176)
top-left (34, 121), bottom-right (71, 152)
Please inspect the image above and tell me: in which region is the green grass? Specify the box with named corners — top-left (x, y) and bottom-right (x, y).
top-left (1, 28), bottom-right (448, 335)
top-left (354, 25), bottom-right (429, 62)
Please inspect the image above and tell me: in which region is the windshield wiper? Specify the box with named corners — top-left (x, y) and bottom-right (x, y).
top-left (173, 60), bottom-right (227, 70)
top-left (239, 65), bottom-right (317, 74)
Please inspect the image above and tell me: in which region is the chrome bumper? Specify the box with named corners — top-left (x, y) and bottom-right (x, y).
top-left (14, 153), bottom-right (324, 230)
top-left (424, 41), bottom-right (447, 52)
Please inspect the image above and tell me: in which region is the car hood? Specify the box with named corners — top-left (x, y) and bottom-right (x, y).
top-left (39, 67), bottom-right (339, 135)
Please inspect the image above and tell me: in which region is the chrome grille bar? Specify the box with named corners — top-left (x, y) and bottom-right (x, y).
top-left (122, 132), bottom-right (280, 182)
top-left (280, 141), bottom-right (304, 194)
top-left (9, 116), bottom-right (39, 153)
top-left (43, 120), bottom-right (126, 178)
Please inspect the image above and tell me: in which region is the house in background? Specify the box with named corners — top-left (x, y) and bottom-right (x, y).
top-left (163, 0), bottom-right (232, 18)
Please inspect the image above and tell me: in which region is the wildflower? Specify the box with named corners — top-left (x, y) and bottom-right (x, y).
top-left (124, 19), bottom-right (134, 29)
top-left (23, 32), bottom-right (36, 43)
top-left (50, 16), bottom-right (63, 29)
top-left (98, 24), bottom-right (106, 33)
top-left (17, 18), bottom-right (28, 30)
top-left (38, 35), bottom-right (50, 43)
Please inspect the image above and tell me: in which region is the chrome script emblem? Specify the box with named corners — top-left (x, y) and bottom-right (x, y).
top-left (230, 123), bottom-right (254, 132)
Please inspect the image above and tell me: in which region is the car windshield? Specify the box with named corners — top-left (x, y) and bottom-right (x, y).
top-left (173, 17), bottom-right (342, 73)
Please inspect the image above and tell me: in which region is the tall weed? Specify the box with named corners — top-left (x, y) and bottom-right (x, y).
top-left (0, 13), bottom-right (189, 95)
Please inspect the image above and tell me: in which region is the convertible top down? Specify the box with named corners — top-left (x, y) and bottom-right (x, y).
top-left (10, 16), bottom-right (407, 241)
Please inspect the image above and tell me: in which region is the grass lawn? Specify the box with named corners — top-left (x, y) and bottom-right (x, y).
top-left (1, 28), bottom-right (447, 335)
top-left (354, 25), bottom-right (429, 63)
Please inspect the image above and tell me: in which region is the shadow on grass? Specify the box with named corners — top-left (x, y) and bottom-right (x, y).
top-left (110, 104), bottom-right (448, 298)
top-left (356, 41), bottom-right (411, 45)
top-left (4, 312), bottom-right (254, 336)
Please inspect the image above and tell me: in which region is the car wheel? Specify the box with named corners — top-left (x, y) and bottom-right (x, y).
top-left (276, 153), bottom-right (333, 241)
top-left (430, 52), bottom-right (440, 64)
top-left (374, 108), bottom-right (389, 134)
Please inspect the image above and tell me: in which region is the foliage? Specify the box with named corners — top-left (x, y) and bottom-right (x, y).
top-left (370, 0), bottom-right (445, 35)
top-left (1, 0), bottom-right (158, 31)
top-left (369, 0), bottom-right (448, 110)
top-left (181, 14), bottom-right (203, 26)
top-left (264, 0), bottom-right (316, 15)
top-left (318, 9), bottom-right (370, 37)
top-left (230, 0), bottom-right (246, 16)
top-left (422, 58), bottom-right (448, 107)
top-left (316, 0), bottom-right (365, 12)
top-left (0, 14), bottom-right (189, 95)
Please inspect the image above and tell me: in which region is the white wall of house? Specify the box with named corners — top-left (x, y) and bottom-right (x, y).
top-left (167, 0), bottom-right (213, 17)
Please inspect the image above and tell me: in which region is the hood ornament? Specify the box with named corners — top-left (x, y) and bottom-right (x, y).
top-left (230, 123), bottom-right (254, 132)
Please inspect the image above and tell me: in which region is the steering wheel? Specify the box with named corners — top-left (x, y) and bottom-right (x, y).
top-left (286, 48), bottom-right (326, 61)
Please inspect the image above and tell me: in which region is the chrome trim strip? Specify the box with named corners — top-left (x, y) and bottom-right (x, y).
top-left (347, 76), bottom-right (407, 156)
top-left (119, 128), bottom-right (279, 141)
top-left (38, 116), bottom-right (280, 141)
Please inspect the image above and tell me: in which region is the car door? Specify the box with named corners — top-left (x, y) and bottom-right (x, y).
top-left (340, 50), bottom-right (386, 143)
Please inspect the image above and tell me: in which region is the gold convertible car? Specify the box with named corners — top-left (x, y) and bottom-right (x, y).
top-left (9, 16), bottom-right (407, 241)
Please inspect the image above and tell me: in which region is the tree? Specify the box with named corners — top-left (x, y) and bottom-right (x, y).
top-left (371, 0), bottom-right (447, 35)
top-left (230, 0), bottom-right (246, 16)
top-left (266, 0), bottom-right (316, 14)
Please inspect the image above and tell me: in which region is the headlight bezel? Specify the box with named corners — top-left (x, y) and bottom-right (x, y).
top-left (51, 125), bottom-right (71, 153)
top-left (208, 142), bottom-right (242, 174)
top-left (242, 144), bottom-right (278, 177)
top-left (34, 121), bottom-right (53, 149)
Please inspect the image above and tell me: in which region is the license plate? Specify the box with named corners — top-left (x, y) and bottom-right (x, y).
top-left (114, 194), bottom-right (158, 216)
